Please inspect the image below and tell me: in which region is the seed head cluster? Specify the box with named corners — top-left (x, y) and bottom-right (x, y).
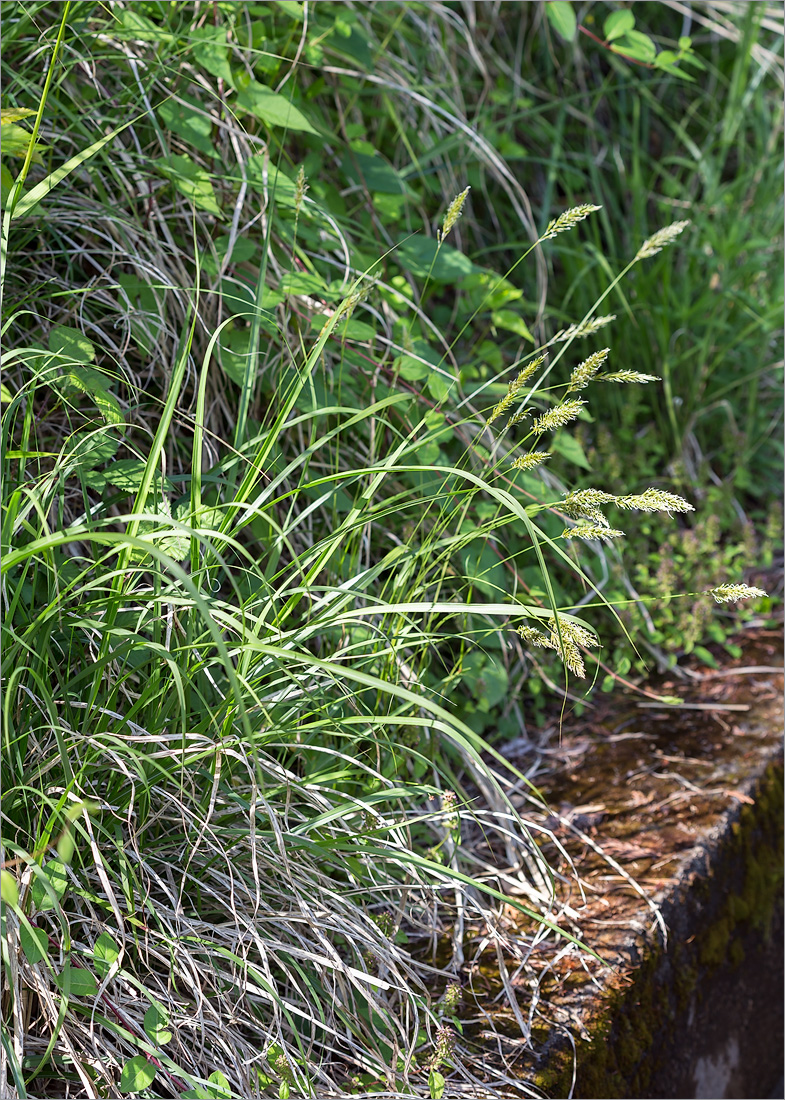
top-left (518, 615), bottom-right (600, 679)
top-left (597, 370), bottom-right (660, 384)
top-left (438, 186), bottom-right (470, 243)
top-left (532, 398), bottom-right (585, 434)
top-left (709, 583), bottom-right (767, 604)
top-left (567, 347), bottom-right (610, 392)
top-left (543, 203), bottom-right (601, 240)
top-left (635, 219), bottom-right (690, 261)
top-left (486, 355), bottom-right (545, 427)
top-left (553, 314), bottom-right (616, 342)
top-left (512, 451), bottom-right (551, 471)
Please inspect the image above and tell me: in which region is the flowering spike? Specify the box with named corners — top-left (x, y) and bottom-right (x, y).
top-left (438, 186), bottom-right (470, 243)
top-left (709, 583), bottom-right (767, 604)
top-left (543, 204), bottom-right (601, 241)
top-left (635, 220), bottom-right (690, 261)
top-left (532, 398), bottom-right (585, 434)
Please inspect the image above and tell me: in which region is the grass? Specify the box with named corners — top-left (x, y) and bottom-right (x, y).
top-left (0, 2), bottom-right (779, 1098)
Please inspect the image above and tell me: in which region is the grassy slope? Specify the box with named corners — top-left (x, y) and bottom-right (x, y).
top-left (1, 2), bottom-right (780, 1097)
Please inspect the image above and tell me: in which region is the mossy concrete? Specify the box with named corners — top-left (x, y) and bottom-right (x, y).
top-left (499, 644), bottom-right (784, 1100)
top-left (532, 761), bottom-right (783, 1099)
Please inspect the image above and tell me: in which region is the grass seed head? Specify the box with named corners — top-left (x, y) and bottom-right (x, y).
top-left (597, 370), bottom-right (660, 384)
top-left (616, 488), bottom-right (694, 514)
top-left (532, 398), bottom-right (585, 434)
top-left (438, 186), bottom-right (470, 243)
top-left (543, 203), bottom-right (602, 240)
top-left (635, 219), bottom-right (691, 261)
top-left (709, 583), bottom-right (768, 603)
top-left (563, 523), bottom-right (624, 541)
top-left (512, 451), bottom-right (551, 471)
top-left (567, 347), bottom-right (610, 391)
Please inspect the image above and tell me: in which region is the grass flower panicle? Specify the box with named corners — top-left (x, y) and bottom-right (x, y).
top-left (616, 488), bottom-right (694, 514)
top-left (567, 347), bottom-right (610, 391)
top-left (542, 203), bottom-right (601, 240)
top-left (486, 355), bottom-right (545, 426)
top-left (561, 488), bottom-right (616, 517)
top-left (518, 616), bottom-right (599, 679)
top-left (438, 186), bottom-right (470, 243)
top-left (512, 451), bottom-right (551, 471)
top-left (563, 523), bottom-right (624, 541)
top-left (709, 583), bottom-right (768, 603)
top-left (597, 370), bottom-right (660, 384)
top-left (532, 398), bottom-right (585, 434)
top-left (553, 314), bottom-right (617, 342)
top-left (635, 219), bottom-right (691, 261)
top-left (294, 165), bottom-right (308, 215)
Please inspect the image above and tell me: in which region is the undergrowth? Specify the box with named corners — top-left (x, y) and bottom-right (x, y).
top-left (0, 3), bottom-right (777, 1098)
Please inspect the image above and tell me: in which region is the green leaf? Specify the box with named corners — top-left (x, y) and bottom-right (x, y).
top-left (191, 26), bottom-right (234, 86)
top-left (545, 1), bottom-right (576, 42)
top-left (1, 108), bottom-right (37, 125)
top-left (206, 1071), bottom-right (232, 1099)
top-left (278, 1082), bottom-right (290, 1100)
top-left (0, 869), bottom-right (19, 908)
top-left (396, 236), bottom-right (475, 282)
top-left (59, 367), bottom-right (124, 427)
top-left (428, 1069), bottom-right (446, 1099)
top-left (491, 309), bottom-right (534, 342)
top-left (236, 83), bottom-right (319, 135)
top-left (93, 931), bottom-right (120, 978)
top-left (610, 30), bottom-right (657, 63)
top-left (1, 123), bottom-right (47, 164)
top-left (102, 459), bottom-right (173, 495)
top-left (116, 9), bottom-right (172, 42)
top-left (678, 36), bottom-right (692, 50)
top-left (341, 150), bottom-right (408, 195)
top-left (157, 98), bottom-right (215, 156)
top-left (551, 432), bottom-right (591, 471)
top-left (144, 1003), bottom-right (173, 1046)
top-left (154, 155), bottom-right (221, 216)
top-left (49, 326), bottom-right (96, 363)
top-left (55, 963), bottom-right (98, 998)
top-left (603, 9), bottom-right (635, 42)
top-left (119, 1055), bottom-right (157, 1094)
top-left (20, 924), bottom-right (49, 965)
top-left (246, 158), bottom-right (299, 205)
top-left (66, 432), bottom-right (120, 472)
top-left (30, 860), bottom-right (68, 912)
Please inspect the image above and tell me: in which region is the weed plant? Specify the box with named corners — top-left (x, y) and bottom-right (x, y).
top-left (0, 3), bottom-right (773, 1098)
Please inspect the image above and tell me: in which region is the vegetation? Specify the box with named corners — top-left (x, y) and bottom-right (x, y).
top-left (1, 2), bottom-right (780, 1097)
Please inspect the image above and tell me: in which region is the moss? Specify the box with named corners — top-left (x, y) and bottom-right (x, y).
top-left (526, 760), bottom-right (783, 1098)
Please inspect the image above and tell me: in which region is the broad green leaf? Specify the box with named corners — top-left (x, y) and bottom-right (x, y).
top-left (545, 1), bottom-right (577, 42)
top-left (48, 325), bottom-right (96, 363)
top-left (396, 236), bottom-right (475, 282)
top-left (30, 860), bottom-right (68, 912)
top-left (1, 870), bottom-right (19, 907)
top-left (278, 1082), bottom-right (290, 1100)
top-left (55, 963), bottom-right (97, 997)
top-left (93, 931), bottom-right (120, 978)
top-left (191, 26), bottom-right (234, 86)
top-left (102, 459), bottom-right (172, 494)
top-left (154, 155), bottom-right (221, 216)
top-left (60, 367), bottom-right (124, 427)
top-left (66, 432), bottom-right (120, 471)
top-left (246, 158), bottom-right (299, 205)
top-left (491, 309), bottom-right (534, 342)
top-left (1, 108), bottom-right (36, 125)
top-left (116, 9), bottom-right (172, 42)
top-left (610, 30), bottom-right (657, 63)
top-left (428, 1069), bottom-right (445, 1099)
top-left (143, 1003), bottom-right (172, 1045)
top-left (341, 150), bottom-right (408, 195)
top-left (236, 82), bottom-right (319, 135)
top-left (206, 1071), bottom-right (232, 1099)
top-left (1, 123), bottom-right (46, 164)
top-left (0, 382), bottom-right (13, 402)
top-left (603, 9), bottom-right (635, 42)
top-left (20, 924), bottom-right (49, 965)
top-left (551, 432), bottom-right (591, 471)
top-left (119, 1055), bottom-right (157, 1094)
top-left (157, 98), bottom-right (215, 156)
